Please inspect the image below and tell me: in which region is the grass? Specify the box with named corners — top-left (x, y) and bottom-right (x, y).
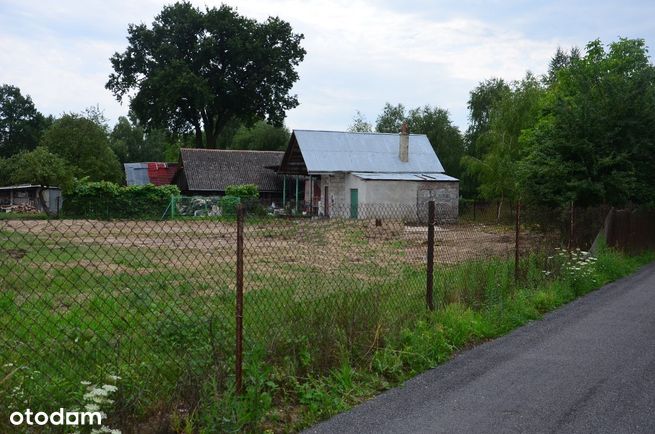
top-left (0, 218), bottom-right (652, 433)
top-left (0, 212), bottom-right (49, 220)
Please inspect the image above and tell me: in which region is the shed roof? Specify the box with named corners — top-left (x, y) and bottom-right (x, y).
top-left (0, 184), bottom-right (61, 191)
top-left (352, 172), bottom-right (458, 182)
top-left (283, 130), bottom-right (445, 174)
top-left (178, 148), bottom-right (284, 192)
top-left (124, 163), bottom-right (150, 186)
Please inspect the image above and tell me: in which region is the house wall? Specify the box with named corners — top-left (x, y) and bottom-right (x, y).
top-left (416, 181), bottom-right (459, 223)
top-left (316, 173), bottom-right (459, 222)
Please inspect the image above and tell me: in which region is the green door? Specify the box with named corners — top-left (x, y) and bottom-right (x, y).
top-left (350, 188), bottom-right (358, 218)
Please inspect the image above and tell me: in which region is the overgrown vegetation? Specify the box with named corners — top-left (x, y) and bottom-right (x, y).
top-left (62, 179), bottom-right (179, 219)
top-left (0, 215), bottom-right (650, 432)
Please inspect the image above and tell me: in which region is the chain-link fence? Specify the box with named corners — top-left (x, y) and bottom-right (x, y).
top-left (0, 200), bottom-right (645, 432)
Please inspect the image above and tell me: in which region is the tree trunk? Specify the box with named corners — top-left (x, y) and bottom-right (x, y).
top-left (36, 187), bottom-right (54, 217)
top-left (194, 125), bottom-right (203, 148)
top-left (205, 128), bottom-right (217, 149)
top-left (496, 195), bottom-right (504, 223)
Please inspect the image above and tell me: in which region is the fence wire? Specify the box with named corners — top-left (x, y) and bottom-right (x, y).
top-left (0, 201), bottom-right (633, 432)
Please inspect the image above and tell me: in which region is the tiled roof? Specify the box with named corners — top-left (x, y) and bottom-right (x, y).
top-left (179, 148), bottom-right (284, 192)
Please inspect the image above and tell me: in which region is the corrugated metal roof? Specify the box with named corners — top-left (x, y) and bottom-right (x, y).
top-left (124, 163), bottom-right (150, 186)
top-left (352, 172), bottom-right (459, 182)
top-left (293, 130), bottom-right (445, 174)
top-left (0, 184), bottom-right (61, 191)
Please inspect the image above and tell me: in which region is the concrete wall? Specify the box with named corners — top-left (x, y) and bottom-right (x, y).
top-left (417, 181), bottom-right (459, 223)
top-left (316, 173), bottom-right (459, 222)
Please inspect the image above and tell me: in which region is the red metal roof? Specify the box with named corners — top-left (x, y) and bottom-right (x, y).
top-left (147, 162), bottom-right (178, 186)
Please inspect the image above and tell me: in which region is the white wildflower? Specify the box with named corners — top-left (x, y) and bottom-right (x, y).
top-left (102, 384), bottom-right (118, 393)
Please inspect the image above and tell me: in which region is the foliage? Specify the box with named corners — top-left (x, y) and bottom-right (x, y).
top-left (219, 195), bottom-right (241, 216)
top-left (0, 84), bottom-right (51, 158)
top-left (464, 78), bottom-right (510, 158)
top-left (347, 111), bottom-right (373, 133)
top-left (6, 147), bottom-right (73, 190)
top-left (227, 121), bottom-right (290, 151)
top-left (41, 114), bottom-right (123, 184)
top-left (521, 38), bottom-right (655, 207)
top-left (63, 179), bottom-right (179, 219)
top-left (407, 105), bottom-right (465, 179)
top-left (110, 116), bottom-right (167, 164)
top-left (225, 184), bottom-right (259, 199)
top-left (106, 2), bottom-right (306, 148)
top-left (462, 74), bottom-right (544, 204)
top-left (374, 103), bottom-right (465, 178)
top-left (374, 103), bottom-right (406, 133)
top-left (544, 46), bottom-right (581, 86)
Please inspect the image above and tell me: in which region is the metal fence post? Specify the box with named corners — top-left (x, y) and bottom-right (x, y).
top-left (515, 200), bottom-right (521, 282)
top-left (235, 203), bottom-right (245, 395)
top-left (426, 200), bottom-right (435, 311)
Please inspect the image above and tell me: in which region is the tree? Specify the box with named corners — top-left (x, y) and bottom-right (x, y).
top-left (110, 116), bottom-right (167, 163)
top-left (42, 114), bottom-right (123, 183)
top-left (545, 46), bottom-right (581, 86)
top-left (347, 111), bottom-right (372, 132)
top-left (464, 78), bottom-right (510, 158)
top-left (228, 121), bottom-right (290, 151)
top-left (375, 103), bottom-right (407, 133)
top-left (3, 147), bottom-right (73, 214)
top-left (462, 74), bottom-right (544, 216)
top-left (407, 106), bottom-right (464, 178)
top-left (521, 38), bottom-right (655, 207)
top-left (107, 2), bottom-right (305, 148)
top-left (0, 84), bottom-right (50, 157)
top-left (371, 102), bottom-right (464, 177)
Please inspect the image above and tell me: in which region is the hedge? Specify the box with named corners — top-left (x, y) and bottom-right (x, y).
top-left (63, 180), bottom-right (179, 219)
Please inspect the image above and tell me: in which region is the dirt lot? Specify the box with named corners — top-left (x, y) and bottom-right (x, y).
top-left (0, 217), bottom-right (543, 274)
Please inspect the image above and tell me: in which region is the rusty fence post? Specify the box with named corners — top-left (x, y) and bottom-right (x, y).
top-left (426, 200), bottom-right (435, 311)
top-left (235, 203), bottom-right (245, 395)
top-left (514, 200), bottom-right (521, 282)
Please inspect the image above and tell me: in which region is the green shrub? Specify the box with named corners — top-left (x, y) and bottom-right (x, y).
top-left (63, 179), bottom-right (179, 219)
top-left (219, 195), bottom-right (241, 216)
top-left (225, 184), bottom-right (259, 199)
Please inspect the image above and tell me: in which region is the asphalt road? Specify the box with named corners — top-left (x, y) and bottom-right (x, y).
top-left (306, 262), bottom-right (655, 434)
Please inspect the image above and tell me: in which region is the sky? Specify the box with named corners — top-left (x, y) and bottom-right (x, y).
top-left (1, 0), bottom-right (654, 132)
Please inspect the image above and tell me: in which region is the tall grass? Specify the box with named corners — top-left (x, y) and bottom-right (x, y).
top-left (0, 223), bottom-right (652, 433)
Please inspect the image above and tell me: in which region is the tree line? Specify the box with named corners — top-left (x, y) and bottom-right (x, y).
top-left (1, 1), bottom-right (654, 213)
top-left (350, 38), bottom-right (655, 209)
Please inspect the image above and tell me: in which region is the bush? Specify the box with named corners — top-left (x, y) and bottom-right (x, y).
top-left (219, 195), bottom-right (241, 216)
top-left (225, 184), bottom-right (259, 199)
top-left (63, 179), bottom-right (179, 219)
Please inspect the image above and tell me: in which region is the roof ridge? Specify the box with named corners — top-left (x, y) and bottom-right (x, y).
top-left (180, 148), bottom-right (284, 154)
top-left (293, 129), bottom-right (426, 136)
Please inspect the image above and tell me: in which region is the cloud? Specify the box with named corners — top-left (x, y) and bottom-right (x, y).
top-left (0, 0), bottom-right (573, 131)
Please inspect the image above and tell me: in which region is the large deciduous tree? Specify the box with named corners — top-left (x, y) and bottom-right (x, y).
top-left (42, 114), bottom-right (123, 184)
top-left (110, 116), bottom-right (167, 163)
top-left (8, 147), bottom-right (73, 214)
top-left (462, 74), bottom-right (544, 216)
top-left (106, 2), bottom-right (305, 149)
top-left (374, 102), bottom-right (464, 178)
top-left (0, 84), bottom-right (50, 157)
top-left (521, 38), bottom-right (655, 207)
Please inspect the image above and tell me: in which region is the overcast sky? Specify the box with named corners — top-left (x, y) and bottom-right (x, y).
top-left (1, 0), bottom-right (654, 132)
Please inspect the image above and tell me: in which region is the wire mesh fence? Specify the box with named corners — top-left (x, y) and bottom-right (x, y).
top-left (0, 200), bottom-right (644, 431)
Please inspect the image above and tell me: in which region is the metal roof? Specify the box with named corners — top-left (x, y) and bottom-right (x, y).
top-left (352, 172), bottom-right (459, 182)
top-left (0, 184), bottom-right (61, 190)
top-left (292, 130), bottom-right (445, 174)
top-left (124, 163), bottom-right (150, 186)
